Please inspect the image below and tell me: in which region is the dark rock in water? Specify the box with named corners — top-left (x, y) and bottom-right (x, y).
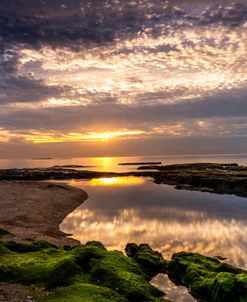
top-left (151, 163), bottom-right (247, 197)
top-left (52, 165), bottom-right (85, 168)
top-left (167, 251), bottom-right (247, 302)
top-left (32, 158), bottom-right (53, 160)
top-left (1, 162), bottom-right (247, 197)
top-left (119, 162), bottom-right (162, 166)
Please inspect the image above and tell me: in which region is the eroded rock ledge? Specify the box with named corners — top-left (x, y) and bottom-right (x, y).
top-left (0, 240), bottom-right (247, 302)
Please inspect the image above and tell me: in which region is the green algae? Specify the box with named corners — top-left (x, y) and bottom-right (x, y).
top-left (167, 251), bottom-right (247, 302)
top-left (1, 240), bottom-right (247, 302)
top-left (0, 240), bottom-right (165, 302)
top-left (125, 243), bottom-right (168, 277)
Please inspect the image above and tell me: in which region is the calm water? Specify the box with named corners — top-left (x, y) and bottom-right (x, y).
top-left (2, 154), bottom-right (247, 301)
top-left (1, 154), bottom-right (247, 171)
top-left (61, 177), bottom-right (247, 266)
top-left (59, 176), bottom-right (247, 301)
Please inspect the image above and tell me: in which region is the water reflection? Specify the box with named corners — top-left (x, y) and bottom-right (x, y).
top-left (61, 178), bottom-right (247, 268)
top-left (151, 274), bottom-right (195, 302)
top-left (90, 176), bottom-right (145, 186)
top-left (59, 177), bottom-right (247, 302)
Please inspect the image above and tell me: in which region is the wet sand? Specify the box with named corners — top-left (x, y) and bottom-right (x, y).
top-left (0, 181), bottom-right (88, 246)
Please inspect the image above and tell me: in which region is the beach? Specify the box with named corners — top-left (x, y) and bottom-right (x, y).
top-left (0, 181), bottom-right (88, 247)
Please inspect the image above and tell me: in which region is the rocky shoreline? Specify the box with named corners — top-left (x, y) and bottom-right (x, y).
top-left (0, 162), bottom-right (247, 197)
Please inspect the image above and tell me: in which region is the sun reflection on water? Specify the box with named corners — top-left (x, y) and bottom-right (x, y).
top-left (90, 176), bottom-right (145, 186)
top-left (60, 177), bottom-right (247, 269)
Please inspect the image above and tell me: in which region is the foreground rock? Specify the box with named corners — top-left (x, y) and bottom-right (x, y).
top-left (0, 241), bottom-right (171, 302)
top-left (1, 240), bottom-right (247, 302)
top-left (167, 251), bottom-right (247, 302)
top-left (0, 181), bottom-right (88, 246)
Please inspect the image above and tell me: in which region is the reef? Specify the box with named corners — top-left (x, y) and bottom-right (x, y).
top-left (145, 163), bottom-right (247, 197)
top-left (0, 163), bottom-right (247, 196)
top-left (1, 240), bottom-right (247, 302)
top-left (118, 162), bottom-right (162, 165)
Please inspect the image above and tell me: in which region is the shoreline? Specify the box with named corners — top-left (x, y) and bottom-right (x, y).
top-left (0, 181), bottom-right (88, 247)
top-left (0, 162), bottom-right (247, 197)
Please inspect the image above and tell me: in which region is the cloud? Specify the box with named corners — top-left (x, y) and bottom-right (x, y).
top-left (0, 75), bottom-right (71, 104)
top-left (1, 1), bottom-right (247, 51)
top-left (0, 49), bottom-right (74, 104)
top-left (199, 2), bottom-right (247, 26)
top-left (0, 0), bottom-right (247, 157)
top-left (0, 86), bottom-right (247, 133)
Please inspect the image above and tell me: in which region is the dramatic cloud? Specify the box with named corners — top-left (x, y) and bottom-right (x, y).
top-left (0, 0), bottom-right (247, 156)
top-left (1, 1), bottom-right (247, 50)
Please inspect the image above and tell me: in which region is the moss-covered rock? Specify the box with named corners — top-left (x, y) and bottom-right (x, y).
top-left (167, 251), bottom-right (247, 302)
top-left (2, 240), bottom-right (246, 301)
top-left (0, 240), bottom-right (165, 302)
top-left (0, 228), bottom-right (12, 238)
top-left (125, 243), bottom-right (168, 278)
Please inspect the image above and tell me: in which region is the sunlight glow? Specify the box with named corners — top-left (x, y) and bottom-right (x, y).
top-left (0, 129), bottom-right (144, 143)
top-left (90, 177), bottom-right (145, 186)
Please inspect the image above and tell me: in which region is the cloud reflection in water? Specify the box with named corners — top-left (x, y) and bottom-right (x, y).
top-left (61, 177), bottom-right (247, 268)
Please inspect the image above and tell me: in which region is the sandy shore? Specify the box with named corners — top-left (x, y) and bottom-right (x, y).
top-left (0, 181), bottom-right (88, 246)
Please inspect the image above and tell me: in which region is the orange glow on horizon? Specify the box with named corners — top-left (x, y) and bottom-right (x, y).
top-left (0, 129), bottom-right (144, 144)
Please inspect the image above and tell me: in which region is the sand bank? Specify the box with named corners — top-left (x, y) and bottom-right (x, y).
top-left (0, 181), bottom-right (88, 246)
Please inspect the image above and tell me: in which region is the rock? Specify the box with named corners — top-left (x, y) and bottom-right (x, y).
top-left (167, 251), bottom-right (247, 302)
top-left (0, 240), bottom-right (166, 302)
top-left (125, 243), bottom-right (168, 278)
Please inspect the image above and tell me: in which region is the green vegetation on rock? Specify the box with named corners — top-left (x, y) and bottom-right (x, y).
top-left (0, 240), bottom-right (165, 302)
top-left (1, 240), bottom-right (247, 302)
top-left (167, 251), bottom-right (247, 302)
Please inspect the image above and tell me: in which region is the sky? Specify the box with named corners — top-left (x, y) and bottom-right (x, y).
top-left (1, 0), bottom-right (247, 158)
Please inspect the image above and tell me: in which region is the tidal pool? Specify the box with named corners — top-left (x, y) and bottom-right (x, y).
top-left (60, 176), bottom-right (247, 301)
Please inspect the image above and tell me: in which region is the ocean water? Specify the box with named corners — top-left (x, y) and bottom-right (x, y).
top-left (1, 154), bottom-right (247, 171)
top-left (2, 154), bottom-right (247, 301)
